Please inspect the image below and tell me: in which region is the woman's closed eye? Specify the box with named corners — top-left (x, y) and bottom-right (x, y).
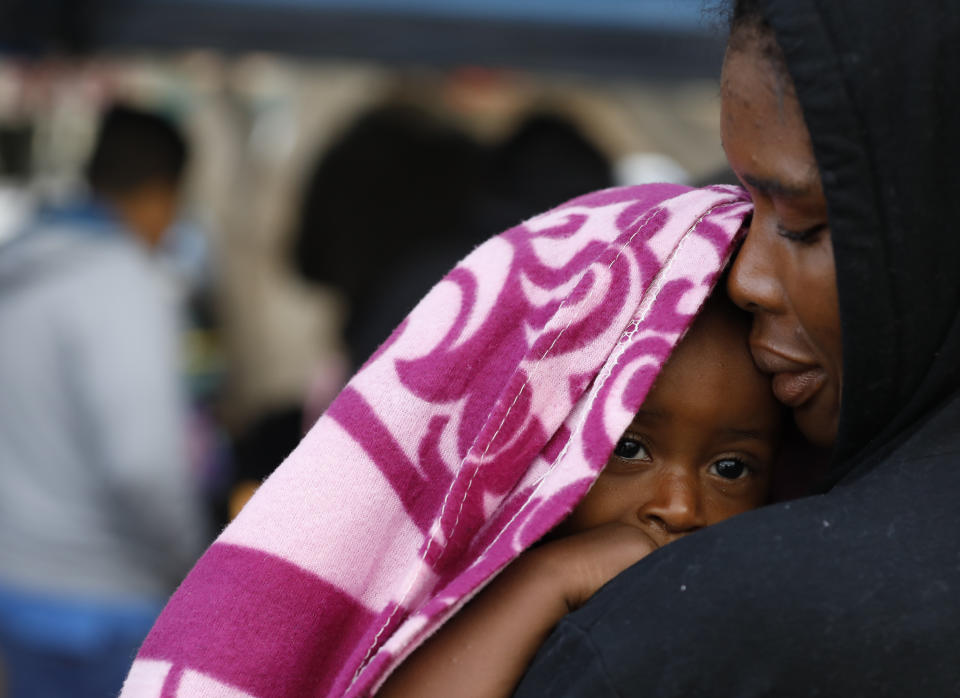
top-left (775, 221), bottom-right (828, 244)
top-left (612, 436), bottom-right (651, 461)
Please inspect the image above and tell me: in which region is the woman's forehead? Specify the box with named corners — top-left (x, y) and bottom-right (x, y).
top-left (720, 53), bottom-right (823, 206)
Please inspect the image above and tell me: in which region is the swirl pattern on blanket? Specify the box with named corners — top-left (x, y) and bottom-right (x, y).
top-left (122, 184), bottom-right (751, 698)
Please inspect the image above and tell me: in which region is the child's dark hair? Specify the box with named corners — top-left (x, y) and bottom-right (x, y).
top-left (725, 0), bottom-right (790, 82)
top-left (86, 103), bottom-right (188, 198)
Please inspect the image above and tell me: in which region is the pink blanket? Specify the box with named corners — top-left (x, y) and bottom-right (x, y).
top-left (122, 184), bottom-right (751, 697)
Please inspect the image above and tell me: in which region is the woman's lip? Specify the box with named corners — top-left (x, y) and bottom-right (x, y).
top-left (749, 343), bottom-right (815, 373)
top-left (749, 344), bottom-right (825, 407)
top-left (770, 369), bottom-right (826, 407)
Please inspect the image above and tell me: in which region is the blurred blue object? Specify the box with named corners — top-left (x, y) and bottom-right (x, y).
top-left (0, 584), bottom-right (162, 698)
top-left (0, 0), bottom-right (725, 78)
top-left (176, 0), bottom-right (709, 31)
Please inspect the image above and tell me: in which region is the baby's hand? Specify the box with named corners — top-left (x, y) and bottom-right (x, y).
top-left (527, 522), bottom-right (660, 612)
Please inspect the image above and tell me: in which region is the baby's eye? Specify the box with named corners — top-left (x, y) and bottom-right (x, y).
top-left (613, 437), bottom-right (651, 461)
top-left (709, 458), bottom-right (749, 480)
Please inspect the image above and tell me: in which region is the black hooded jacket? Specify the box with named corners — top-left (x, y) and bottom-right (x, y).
top-left (514, 1), bottom-right (960, 695)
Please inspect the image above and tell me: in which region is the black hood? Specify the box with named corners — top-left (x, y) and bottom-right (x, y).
top-left (765, 0), bottom-right (960, 482)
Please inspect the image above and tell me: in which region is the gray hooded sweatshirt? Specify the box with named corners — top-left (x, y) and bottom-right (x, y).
top-left (0, 212), bottom-right (205, 603)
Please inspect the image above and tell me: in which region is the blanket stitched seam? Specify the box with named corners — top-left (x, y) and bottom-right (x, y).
top-left (348, 201), bottom-right (660, 687)
top-left (350, 193), bottom-right (741, 690)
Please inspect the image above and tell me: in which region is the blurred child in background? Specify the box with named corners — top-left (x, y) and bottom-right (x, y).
top-left (0, 104), bottom-right (207, 698)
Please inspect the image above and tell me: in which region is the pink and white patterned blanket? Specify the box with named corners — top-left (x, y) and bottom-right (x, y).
top-left (121, 184), bottom-right (751, 697)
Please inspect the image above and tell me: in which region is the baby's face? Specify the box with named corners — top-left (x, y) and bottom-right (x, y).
top-left (563, 300), bottom-right (783, 549)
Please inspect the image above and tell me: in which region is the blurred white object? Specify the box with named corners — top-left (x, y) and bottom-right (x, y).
top-left (0, 183), bottom-right (33, 245)
top-left (615, 152), bottom-right (689, 186)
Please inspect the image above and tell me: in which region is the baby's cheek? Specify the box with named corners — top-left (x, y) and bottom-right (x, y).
top-left (704, 486), bottom-right (767, 524)
top-left (560, 477), bottom-right (622, 534)
top-left (554, 500), bottom-right (593, 537)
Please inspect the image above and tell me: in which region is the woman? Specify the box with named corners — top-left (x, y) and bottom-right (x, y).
top-left (515, 1), bottom-right (960, 695)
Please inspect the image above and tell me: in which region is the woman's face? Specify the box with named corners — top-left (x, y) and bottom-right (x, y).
top-left (721, 46), bottom-right (843, 448)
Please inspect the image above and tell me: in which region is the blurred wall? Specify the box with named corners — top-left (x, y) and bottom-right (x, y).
top-left (0, 53), bottom-right (727, 427)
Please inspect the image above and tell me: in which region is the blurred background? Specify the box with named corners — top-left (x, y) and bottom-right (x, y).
top-left (0, 2), bottom-right (732, 695)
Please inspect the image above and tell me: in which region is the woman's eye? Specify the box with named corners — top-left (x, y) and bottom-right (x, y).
top-left (613, 437), bottom-right (650, 461)
top-left (776, 222), bottom-right (828, 244)
top-left (709, 458), bottom-right (749, 480)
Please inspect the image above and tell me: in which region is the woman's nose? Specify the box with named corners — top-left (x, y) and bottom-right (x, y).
top-left (641, 469), bottom-right (706, 536)
top-left (727, 215), bottom-right (782, 315)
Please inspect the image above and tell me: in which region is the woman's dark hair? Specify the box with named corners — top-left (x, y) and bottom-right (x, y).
top-left (726, 0), bottom-right (789, 79)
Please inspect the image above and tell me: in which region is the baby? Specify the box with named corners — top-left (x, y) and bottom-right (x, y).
top-left (380, 291), bottom-right (784, 697)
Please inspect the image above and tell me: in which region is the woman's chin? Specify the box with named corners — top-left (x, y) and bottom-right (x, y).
top-left (793, 400), bottom-right (839, 450)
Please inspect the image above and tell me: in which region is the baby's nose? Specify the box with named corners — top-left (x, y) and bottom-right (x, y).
top-left (640, 469), bottom-right (706, 538)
